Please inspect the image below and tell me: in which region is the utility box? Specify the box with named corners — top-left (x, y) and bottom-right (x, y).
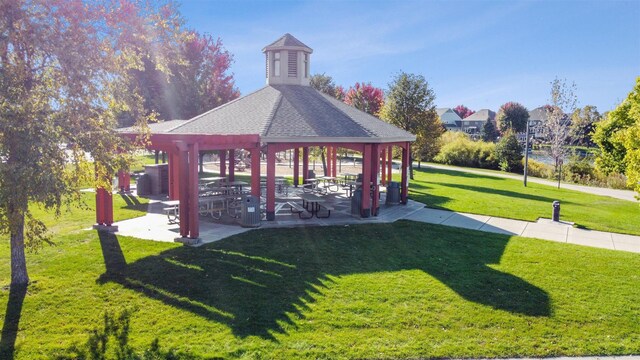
top-left (552, 201), bottom-right (561, 222)
top-left (144, 164), bottom-right (169, 195)
top-left (240, 195), bottom-right (261, 228)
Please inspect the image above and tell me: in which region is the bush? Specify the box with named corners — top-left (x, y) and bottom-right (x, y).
top-left (524, 159), bottom-right (554, 178)
top-left (495, 132), bottom-right (523, 173)
top-left (434, 132), bottom-right (498, 169)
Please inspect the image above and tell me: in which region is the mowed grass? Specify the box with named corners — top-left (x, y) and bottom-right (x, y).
top-left (1, 194), bottom-right (639, 358)
top-left (408, 166), bottom-right (640, 235)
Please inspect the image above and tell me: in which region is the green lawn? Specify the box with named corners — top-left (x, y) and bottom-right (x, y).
top-left (1, 192), bottom-right (639, 358)
top-left (407, 166), bottom-right (640, 236)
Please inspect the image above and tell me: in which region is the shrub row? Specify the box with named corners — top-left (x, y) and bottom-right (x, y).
top-left (433, 132), bottom-right (498, 169)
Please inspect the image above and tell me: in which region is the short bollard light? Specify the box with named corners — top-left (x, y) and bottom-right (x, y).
top-left (552, 200), bottom-right (561, 222)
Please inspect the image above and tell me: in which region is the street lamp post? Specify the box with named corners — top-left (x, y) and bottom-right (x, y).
top-left (523, 120), bottom-right (531, 187)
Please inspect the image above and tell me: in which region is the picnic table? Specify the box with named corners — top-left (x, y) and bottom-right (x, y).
top-left (292, 193), bottom-right (333, 218)
top-left (316, 176), bottom-right (339, 192)
top-left (340, 173), bottom-right (358, 185)
top-left (163, 200), bottom-right (180, 223)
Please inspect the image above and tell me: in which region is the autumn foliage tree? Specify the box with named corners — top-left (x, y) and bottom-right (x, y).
top-left (0, 0), bottom-right (181, 286)
top-left (119, 30), bottom-right (239, 126)
top-left (344, 82), bottom-right (384, 116)
top-left (453, 105), bottom-right (474, 119)
top-left (496, 102), bottom-right (529, 133)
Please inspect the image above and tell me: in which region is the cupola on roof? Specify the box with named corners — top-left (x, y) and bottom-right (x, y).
top-left (262, 33), bottom-right (312, 86)
top-left (119, 33), bottom-right (415, 144)
top-left (262, 33), bottom-right (313, 52)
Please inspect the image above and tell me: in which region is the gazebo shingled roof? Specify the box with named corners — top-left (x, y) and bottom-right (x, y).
top-left (128, 85), bottom-right (415, 143)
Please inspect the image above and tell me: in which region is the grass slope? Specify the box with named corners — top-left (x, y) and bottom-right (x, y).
top-left (408, 166), bottom-right (640, 235)
top-left (1, 218), bottom-right (639, 358)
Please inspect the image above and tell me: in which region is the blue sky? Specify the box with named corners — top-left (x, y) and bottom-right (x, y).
top-left (180, 0), bottom-right (640, 112)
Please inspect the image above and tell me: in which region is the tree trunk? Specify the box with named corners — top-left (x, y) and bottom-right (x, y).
top-left (10, 209), bottom-right (28, 286)
top-left (320, 147), bottom-right (327, 176)
top-left (409, 155), bottom-right (414, 180)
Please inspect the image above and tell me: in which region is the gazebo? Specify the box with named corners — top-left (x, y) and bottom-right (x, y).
top-left (99, 33), bottom-right (415, 240)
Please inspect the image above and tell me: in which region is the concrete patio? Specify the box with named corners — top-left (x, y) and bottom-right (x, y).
top-left (114, 185), bottom-right (425, 246)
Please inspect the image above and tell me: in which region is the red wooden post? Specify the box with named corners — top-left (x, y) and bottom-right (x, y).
top-left (104, 187), bottom-right (113, 226)
top-left (96, 188), bottom-right (104, 225)
top-left (188, 143), bottom-right (199, 239)
top-left (179, 148), bottom-right (190, 237)
top-left (361, 144), bottom-right (372, 218)
top-left (326, 146), bottom-right (332, 177)
top-left (219, 150), bottom-right (226, 177)
top-left (381, 147), bottom-right (387, 186)
top-left (266, 146), bottom-right (276, 221)
top-left (302, 147), bottom-right (309, 183)
top-left (387, 146), bottom-right (393, 184)
top-left (371, 144), bottom-right (380, 216)
top-left (401, 142), bottom-right (409, 204)
top-left (168, 152), bottom-right (180, 200)
top-left (228, 149), bottom-right (235, 181)
top-left (293, 148), bottom-right (300, 187)
top-left (251, 147), bottom-right (261, 196)
top-left (332, 147), bottom-right (338, 177)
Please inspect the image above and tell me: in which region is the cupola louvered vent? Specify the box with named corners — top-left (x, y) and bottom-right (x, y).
top-left (288, 51), bottom-right (297, 77)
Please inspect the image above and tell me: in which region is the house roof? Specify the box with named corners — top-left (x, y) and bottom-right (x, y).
top-left (262, 33), bottom-right (313, 53)
top-left (464, 109), bottom-right (495, 121)
top-left (436, 108), bottom-right (451, 116)
top-left (529, 107), bottom-right (549, 122)
top-left (120, 85), bottom-right (415, 144)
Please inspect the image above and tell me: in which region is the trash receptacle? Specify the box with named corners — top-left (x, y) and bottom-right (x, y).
top-left (240, 195), bottom-right (261, 228)
top-left (351, 188), bottom-right (362, 216)
top-left (386, 181), bottom-right (400, 205)
top-left (136, 174), bottom-right (151, 196)
top-left (307, 170), bottom-right (316, 181)
top-left (552, 200), bottom-right (560, 222)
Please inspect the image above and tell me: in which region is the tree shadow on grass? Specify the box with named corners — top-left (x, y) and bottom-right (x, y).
top-left (429, 182), bottom-right (573, 204)
top-left (97, 222), bottom-right (550, 341)
top-left (418, 166), bottom-right (509, 181)
top-left (0, 284), bottom-right (28, 360)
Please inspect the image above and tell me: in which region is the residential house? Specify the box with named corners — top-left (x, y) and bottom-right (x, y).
top-left (462, 109), bottom-right (496, 136)
top-left (436, 108), bottom-right (463, 132)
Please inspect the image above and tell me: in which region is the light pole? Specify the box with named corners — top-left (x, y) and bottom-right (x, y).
top-left (523, 120), bottom-right (531, 187)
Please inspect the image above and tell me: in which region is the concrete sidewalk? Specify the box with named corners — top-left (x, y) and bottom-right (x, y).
top-left (405, 208), bottom-right (640, 253)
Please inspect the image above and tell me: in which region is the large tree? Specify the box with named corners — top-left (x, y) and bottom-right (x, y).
top-left (593, 80), bottom-right (639, 176)
top-left (496, 102), bottom-right (529, 133)
top-left (380, 72), bottom-right (440, 179)
top-left (453, 105), bottom-right (474, 119)
top-left (593, 78), bottom-right (640, 198)
top-left (541, 78), bottom-right (578, 188)
top-left (344, 82), bottom-right (384, 116)
top-left (570, 105), bottom-right (601, 147)
top-left (119, 31), bottom-right (239, 126)
top-left (0, 0), bottom-right (178, 286)
top-left (310, 73), bottom-right (344, 100)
